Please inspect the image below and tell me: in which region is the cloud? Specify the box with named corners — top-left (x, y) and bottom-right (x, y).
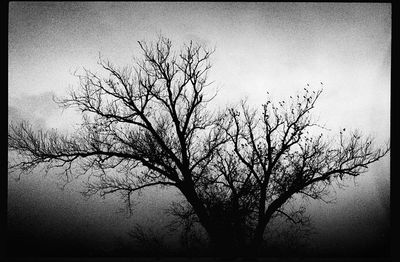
top-left (8, 91), bottom-right (60, 129)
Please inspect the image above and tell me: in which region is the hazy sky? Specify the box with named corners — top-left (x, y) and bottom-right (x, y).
top-left (8, 2), bottom-right (390, 256)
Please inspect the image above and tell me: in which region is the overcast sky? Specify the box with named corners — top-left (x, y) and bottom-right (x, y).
top-left (8, 2), bottom-right (390, 256)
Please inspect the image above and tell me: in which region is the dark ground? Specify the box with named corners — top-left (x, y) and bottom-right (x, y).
top-left (4, 221), bottom-right (391, 259)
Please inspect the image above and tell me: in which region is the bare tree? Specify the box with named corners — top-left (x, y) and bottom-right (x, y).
top-left (8, 36), bottom-right (389, 256)
top-left (215, 88), bottom-right (389, 253)
top-left (128, 223), bottom-right (167, 254)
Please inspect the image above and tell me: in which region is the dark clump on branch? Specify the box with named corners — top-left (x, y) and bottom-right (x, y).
top-left (8, 36), bottom-right (389, 257)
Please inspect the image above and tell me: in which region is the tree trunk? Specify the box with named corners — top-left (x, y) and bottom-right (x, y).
top-left (207, 227), bottom-right (244, 256)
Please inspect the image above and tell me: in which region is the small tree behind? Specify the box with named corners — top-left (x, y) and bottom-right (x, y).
top-left (8, 36), bottom-right (389, 256)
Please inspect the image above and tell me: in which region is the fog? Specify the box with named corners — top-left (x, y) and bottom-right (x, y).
top-left (8, 2), bottom-right (390, 257)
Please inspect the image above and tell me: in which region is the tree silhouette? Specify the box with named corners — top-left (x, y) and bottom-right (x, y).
top-left (8, 36), bottom-right (389, 256)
